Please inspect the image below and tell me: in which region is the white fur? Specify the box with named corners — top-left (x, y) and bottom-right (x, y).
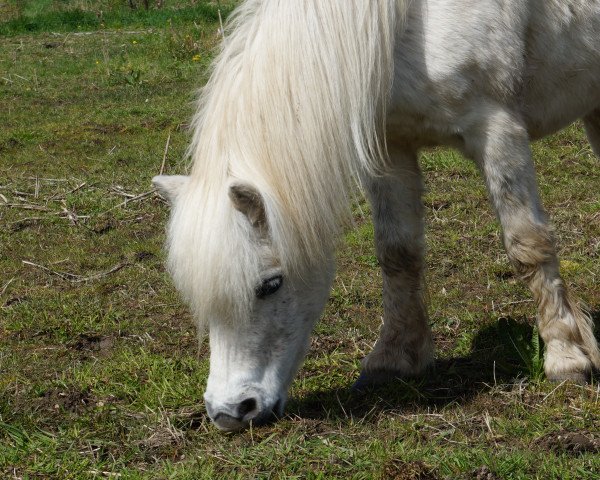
top-left (158, 0), bottom-right (600, 431)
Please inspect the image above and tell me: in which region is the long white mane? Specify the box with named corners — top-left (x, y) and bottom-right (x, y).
top-left (168, 1), bottom-right (408, 323)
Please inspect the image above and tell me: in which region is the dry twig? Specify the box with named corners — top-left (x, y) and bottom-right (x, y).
top-left (107, 190), bottom-right (156, 212)
top-left (68, 182), bottom-right (87, 195)
top-left (217, 1), bottom-right (225, 37)
top-left (1, 278), bottom-right (14, 297)
top-left (5, 203), bottom-right (53, 212)
top-left (22, 260), bottom-right (129, 283)
top-left (159, 131), bottom-right (171, 175)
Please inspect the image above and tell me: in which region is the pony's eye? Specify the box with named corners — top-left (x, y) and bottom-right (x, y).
top-left (256, 275), bottom-right (283, 298)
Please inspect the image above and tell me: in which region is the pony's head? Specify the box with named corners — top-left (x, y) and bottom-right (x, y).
top-left (151, 0), bottom-right (399, 432)
top-left (153, 175), bottom-right (335, 431)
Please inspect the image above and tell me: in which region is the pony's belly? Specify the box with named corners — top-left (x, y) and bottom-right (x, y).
top-left (388, 0), bottom-right (600, 146)
top-left (385, 110), bottom-right (466, 150)
top-left (520, 1), bottom-right (600, 138)
top-left (522, 83), bottom-right (600, 141)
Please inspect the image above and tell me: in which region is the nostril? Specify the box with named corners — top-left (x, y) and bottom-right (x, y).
top-left (237, 397), bottom-right (258, 418)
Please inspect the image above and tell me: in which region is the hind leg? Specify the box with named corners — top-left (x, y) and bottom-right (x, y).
top-left (468, 105), bottom-right (600, 382)
top-left (583, 108), bottom-right (600, 157)
top-left (357, 146), bottom-right (434, 386)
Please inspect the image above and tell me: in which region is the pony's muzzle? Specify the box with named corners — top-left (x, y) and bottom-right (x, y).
top-left (205, 395), bottom-right (282, 432)
top-left (205, 396), bottom-right (258, 431)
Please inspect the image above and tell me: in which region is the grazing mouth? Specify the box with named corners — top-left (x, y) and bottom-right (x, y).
top-left (209, 397), bottom-right (285, 432)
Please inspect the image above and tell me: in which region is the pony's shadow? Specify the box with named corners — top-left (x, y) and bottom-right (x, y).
top-left (287, 309), bottom-right (600, 422)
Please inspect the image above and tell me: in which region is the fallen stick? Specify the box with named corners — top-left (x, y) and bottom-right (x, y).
top-left (67, 182), bottom-right (87, 195)
top-left (25, 177), bottom-right (68, 182)
top-left (106, 190), bottom-right (156, 212)
top-left (22, 260), bottom-right (129, 283)
top-left (9, 216), bottom-right (46, 226)
top-left (5, 203), bottom-right (53, 212)
top-left (51, 30), bottom-right (153, 37)
top-left (110, 186), bottom-right (137, 198)
top-left (159, 132), bottom-right (171, 175)
top-left (0, 278), bottom-right (14, 297)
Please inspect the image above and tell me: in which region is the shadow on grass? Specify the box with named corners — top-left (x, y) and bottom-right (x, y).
top-left (287, 309), bottom-right (600, 422)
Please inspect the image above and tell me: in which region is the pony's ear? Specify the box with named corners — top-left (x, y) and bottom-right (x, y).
top-left (152, 175), bottom-right (189, 204)
top-left (229, 182), bottom-right (267, 229)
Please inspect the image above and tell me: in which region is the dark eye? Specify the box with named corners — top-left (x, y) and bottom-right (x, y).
top-left (256, 275), bottom-right (283, 298)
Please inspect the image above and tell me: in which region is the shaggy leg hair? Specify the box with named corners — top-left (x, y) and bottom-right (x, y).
top-left (359, 147), bottom-right (434, 385)
top-left (470, 105), bottom-right (600, 383)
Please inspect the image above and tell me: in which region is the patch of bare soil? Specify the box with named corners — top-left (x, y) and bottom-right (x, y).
top-left (381, 460), bottom-right (439, 480)
top-left (138, 425), bottom-right (186, 460)
top-left (296, 418), bottom-right (332, 436)
top-left (3, 295), bottom-right (27, 308)
top-left (38, 386), bottom-right (94, 414)
top-left (71, 333), bottom-right (115, 355)
top-left (310, 334), bottom-right (346, 355)
top-left (10, 217), bottom-right (43, 232)
top-left (171, 409), bottom-right (209, 431)
top-left (88, 214), bottom-right (116, 234)
top-left (471, 466), bottom-right (502, 480)
top-left (535, 430), bottom-right (600, 455)
top-left (137, 413), bottom-right (188, 463)
top-left (134, 250), bottom-right (156, 262)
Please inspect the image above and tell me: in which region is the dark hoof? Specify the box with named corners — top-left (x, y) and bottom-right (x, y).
top-left (351, 369), bottom-right (404, 392)
top-left (546, 370), bottom-right (590, 385)
top-left (351, 372), bottom-right (375, 392)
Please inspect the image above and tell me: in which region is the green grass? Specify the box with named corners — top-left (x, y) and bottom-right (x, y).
top-left (1, 3), bottom-right (600, 479)
top-left (0, 1), bottom-right (235, 36)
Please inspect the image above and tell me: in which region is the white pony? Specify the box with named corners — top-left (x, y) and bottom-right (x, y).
top-left (153, 0), bottom-right (600, 432)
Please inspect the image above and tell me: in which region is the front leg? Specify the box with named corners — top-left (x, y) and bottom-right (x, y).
top-left (358, 148), bottom-right (434, 386)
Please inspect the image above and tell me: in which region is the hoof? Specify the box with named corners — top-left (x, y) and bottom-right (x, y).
top-left (351, 369), bottom-right (405, 392)
top-left (351, 372), bottom-right (375, 392)
top-left (546, 370), bottom-right (590, 385)
top-left (544, 340), bottom-right (596, 385)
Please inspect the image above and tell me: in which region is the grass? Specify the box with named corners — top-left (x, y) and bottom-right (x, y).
top-left (1, 2), bottom-right (599, 479)
top-left (0, 1), bottom-right (235, 36)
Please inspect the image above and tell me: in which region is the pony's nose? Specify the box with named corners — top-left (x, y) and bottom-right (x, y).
top-left (205, 396), bottom-right (260, 431)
